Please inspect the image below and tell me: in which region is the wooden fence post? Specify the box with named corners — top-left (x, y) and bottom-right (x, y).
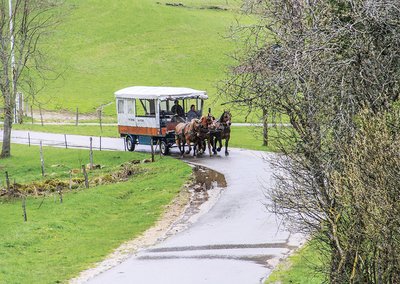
top-left (40, 141), bottom-right (45, 177)
top-left (22, 196), bottom-right (27, 222)
top-left (89, 137), bottom-right (93, 170)
top-left (5, 171), bottom-right (10, 192)
top-left (58, 187), bottom-right (63, 204)
top-left (82, 165), bottom-right (89, 188)
top-left (28, 132), bottom-right (31, 147)
top-left (64, 134), bottom-right (68, 149)
top-left (99, 136), bottom-right (102, 151)
top-left (150, 138), bottom-right (155, 162)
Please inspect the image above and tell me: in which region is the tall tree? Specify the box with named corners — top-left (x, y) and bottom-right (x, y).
top-left (224, 0), bottom-right (400, 282)
top-left (0, 0), bottom-right (60, 158)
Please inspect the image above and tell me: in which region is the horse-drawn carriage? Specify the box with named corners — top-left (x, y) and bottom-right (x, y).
top-left (115, 86), bottom-right (231, 156)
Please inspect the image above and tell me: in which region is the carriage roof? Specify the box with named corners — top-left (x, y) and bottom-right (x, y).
top-left (115, 86), bottom-right (208, 100)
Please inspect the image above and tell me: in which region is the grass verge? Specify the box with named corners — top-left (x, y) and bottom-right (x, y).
top-left (0, 144), bottom-right (191, 284)
top-left (265, 241), bottom-right (325, 284)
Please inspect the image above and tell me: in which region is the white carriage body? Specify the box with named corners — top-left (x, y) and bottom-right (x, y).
top-left (115, 86), bottom-right (208, 139)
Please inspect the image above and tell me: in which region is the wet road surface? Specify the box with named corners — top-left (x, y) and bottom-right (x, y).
top-left (1, 130), bottom-right (302, 284)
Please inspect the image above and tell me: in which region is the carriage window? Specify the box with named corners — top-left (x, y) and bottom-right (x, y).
top-left (183, 98), bottom-right (204, 116)
top-left (117, 100), bottom-right (124, 114)
top-left (160, 100), bottom-right (172, 114)
top-left (127, 99), bottom-right (134, 115)
top-left (136, 99), bottom-right (156, 117)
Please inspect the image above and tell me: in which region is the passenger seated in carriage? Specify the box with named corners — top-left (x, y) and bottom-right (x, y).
top-left (186, 104), bottom-right (199, 121)
top-left (171, 100), bottom-right (184, 117)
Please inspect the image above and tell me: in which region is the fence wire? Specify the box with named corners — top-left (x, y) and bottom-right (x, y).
top-left (6, 133), bottom-right (127, 152)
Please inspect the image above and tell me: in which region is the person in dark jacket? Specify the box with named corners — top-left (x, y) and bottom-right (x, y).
top-left (171, 100), bottom-right (184, 117)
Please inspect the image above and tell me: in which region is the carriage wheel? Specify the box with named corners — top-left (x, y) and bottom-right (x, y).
top-left (125, 135), bottom-right (135, 152)
top-left (160, 140), bottom-right (170, 155)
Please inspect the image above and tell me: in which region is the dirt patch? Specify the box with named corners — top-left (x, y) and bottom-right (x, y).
top-left (69, 166), bottom-right (226, 284)
top-left (0, 160), bottom-right (146, 198)
top-left (157, 2), bottom-right (228, 11)
top-left (32, 109), bottom-right (98, 122)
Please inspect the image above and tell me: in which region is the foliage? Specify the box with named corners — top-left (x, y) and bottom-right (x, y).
top-left (225, 0), bottom-right (400, 282)
top-left (326, 111), bottom-right (400, 282)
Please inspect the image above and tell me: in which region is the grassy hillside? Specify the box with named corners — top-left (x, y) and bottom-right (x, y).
top-left (38, 0), bottom-right (241, 117)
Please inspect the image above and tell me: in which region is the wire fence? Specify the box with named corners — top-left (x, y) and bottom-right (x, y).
top-left (5, 132), bottom-right (127, 152)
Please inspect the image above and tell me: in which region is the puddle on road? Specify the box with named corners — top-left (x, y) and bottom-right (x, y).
top-left (192, 166), bottom-right (227, 190)
top-left (161, 166), bottom-right (227, 240)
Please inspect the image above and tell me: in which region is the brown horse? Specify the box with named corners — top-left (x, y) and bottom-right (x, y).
top-left (175, 119), bottom-right (202, 157)
top-left (213, 110), bottom-right (232, 156)
top-left (196, 115), bottom-right (215, 156)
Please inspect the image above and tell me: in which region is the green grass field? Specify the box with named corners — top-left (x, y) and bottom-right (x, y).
top-left (36, 0), bottom-right (242, 118)
top-left (0, 144), bottom-right (191, 283)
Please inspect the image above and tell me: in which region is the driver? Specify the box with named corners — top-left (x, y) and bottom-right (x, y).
top-left (171, 100), bottom-right (184, 117)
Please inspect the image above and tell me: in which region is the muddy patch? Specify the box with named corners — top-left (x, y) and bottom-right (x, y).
top-left (69, 165), bottom-right (227, 284)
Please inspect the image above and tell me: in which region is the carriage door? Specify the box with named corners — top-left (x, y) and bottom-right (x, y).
top-left (117, 99), bottom-right (135, 127)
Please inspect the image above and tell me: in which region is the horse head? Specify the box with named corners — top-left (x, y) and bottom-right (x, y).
top-left (191, 118), bottom-right (201, 132)
top-left (220, 110), bottom-right (232, 127)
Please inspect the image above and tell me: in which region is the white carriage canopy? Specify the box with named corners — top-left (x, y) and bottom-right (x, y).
top-left (114, 86), bottom-right (208, 100)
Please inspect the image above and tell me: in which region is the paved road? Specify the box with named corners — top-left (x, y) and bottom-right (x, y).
top-left (1, 130), bottom-right (302, 284)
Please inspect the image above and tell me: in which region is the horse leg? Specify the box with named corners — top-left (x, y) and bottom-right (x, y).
top-left (176, 137), bottom-right (183, 156)
top-left (185, 138), bottom-right (192, 154)
top-left (207, 139), bottom-right (212, 157)
top-left (193, 141), bottom-right (201, 157)
top-left (225, 137), bottom-right (230, 156)
top-left (217, 136), bottom-right (222, 152)
top-left (210, 134), bottom-right (217, 155)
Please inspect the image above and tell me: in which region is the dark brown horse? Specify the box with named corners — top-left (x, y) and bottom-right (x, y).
top-left (213, 110), bottom-right (232, 156)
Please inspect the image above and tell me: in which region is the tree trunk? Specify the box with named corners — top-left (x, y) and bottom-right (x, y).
top-left (262, 108), bottom-right (268, 146)
top-left (1, 95), bottom-right (13, 158)
top-left (18, 92), bottom-right (23, 124)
